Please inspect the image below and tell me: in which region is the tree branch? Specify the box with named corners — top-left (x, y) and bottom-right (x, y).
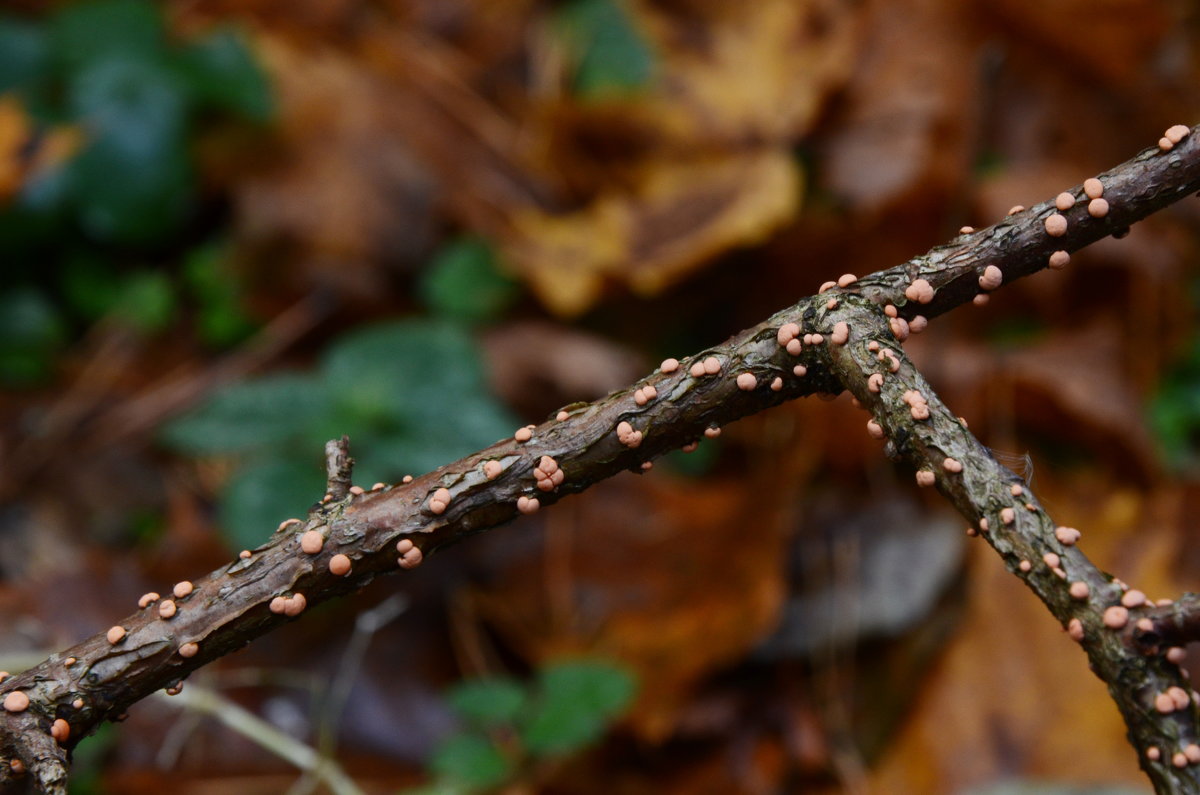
top-left (1, 125), bottom-right (1198, 793)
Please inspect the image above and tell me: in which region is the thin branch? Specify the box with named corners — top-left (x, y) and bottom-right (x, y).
top-left (0, 125), bottom-right (1198, 793)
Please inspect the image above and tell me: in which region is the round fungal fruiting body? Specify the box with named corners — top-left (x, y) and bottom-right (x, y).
top-left (660, 358), bottom-right (680, 374)
top-left (831, 322), bottom-right (850, 345)
top-left (1103, 605), bottom-right (1129, 629)
top-left (178, 642), bottom-right (199, 658)
top-left (793, 365), bottom-right (807, 377)
top-left (1048, 250), bottom-right (1070, 270)
top-left (770, 377), bottom-right (783, 392)
top-left (1187, 745), bottom-right (1200, 764)
top-left (1084, 178), bottom-right (1103, 199)
top-left (905, 279), bottom-right (934, 304)
top-left (777, 323), bottom-right (800, 346)
top-left (300, 530), bottom-right (324, 554)
top-left (284, 594), bottom-right (307, 617)
top-left (1000, 507), bottom-right (1015, 525)
top-left (396, 538), bottom-right (424, 569)
top-left (1069, 582), bottom-right (1089, 600)
top-left (837, 273), bottom-right (858, 287)
top-left (866, 420), bottom-right (885, 439)
top-left (1168, 647), bottom-right (1188, 664)
top-left (1148, 746), bottom-right (1162, 761)
top-left (159, 600), bottom-right (177, 619)
top-left (1169, 686), bottom-right (1191, 709)
top-left (979, 518), bottom-right (989, 532)
top-left (689, 361), bottom-right (706, 377)
top-left (1044, 213), bottom-right (1068, 237)
top-left (329, 554), bottom-right (352, 576)
top-left (1055, 192), bottom-right (1076, 211)
top-left (106, 626), bottom-right (126, 645)
top-left (1121, 589), bottom-right (1146, 608)
top-left (959, 226), bottom-right (975, 234)
top-left (1010, 484), bottom-right (1023, 496)
top-left (1174, 752), bottom-right (1190, 769)
top-left (640, 461), bottom-right (653, 471)
top-left (429, 487), bottom-right (452, 515)
top-left (617, 421), bottom-right (643, 448)
top-left (1067, 618), bottom-right (1084, 641)
top-left (483, 460), bottom-right (503, 480)
top-left (1137, 618), bottom-right (1154, 632)
top-left (681, 441), bottom-right (699, 453)
top-left (173, 581), bottom-right (193, 599)
top-left (884, 305), bottom-right (898, 318)
top-left (979, 265), bottom-right (1003, 291)
top-left (703, 356), bottom-right (721, 375)
top-left (1156, 692), bottom-right (1177, 713)
top-left (278, 518), bottom-right (303, 533)
top-left (269, 596), bottom-right (287, 614)
top-left (1166, 124), bottom-right (1191, 144)
top-left (819, 281), bottom-right (836, 293)
top-left (239, 550), bottom-right (252, 559)
top-left (786, 338), bottom-right (802, 356)
top-left (402, 475), bottom-right (414, 484)
top-left (915, 470), bottom-right (935, 487)
top-left (973, 294), bottom-right (990, 306)
top-left (556, 410), bottom-right (569, 421)
top-left (1087, 198), bottom-right (1109, 218)
top-left (517, 496), bottom-right (540, 515)
top-left (867, 373), bottom-right (884, 393)
top-left (826, 298), bottom-right (838, 310)
top-left (1043, 552), bottom-right (1060, 569)
top-left (514, 427), bottom-right (533, 443)
top-left (534, 456), bottom-right (565, 491)
top-left (909, 316), bottom-right (928, 334)
top-left (942, 458), bottom-right (963, 473)
top-left (705, 426), bottom-right (722, 439)
top-left (1018, 560), bottom-right (1032, 572)
top-left (1160, 137), bottom-right (1175, 151)
top-left (1055, 526), bottom-right (1081, 545)
top-left (737, 372), bottom-right (757, 391)
top-left (889, 317), bottom-right (910, 341)
top-left (50, 719), bottom-right (69, 743)
top-left (138, 592), bottom-right (160, 609)
top-left (3, 692), bottom-right (29, 713)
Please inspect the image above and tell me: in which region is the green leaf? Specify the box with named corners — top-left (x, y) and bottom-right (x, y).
top-left (447, 678), bottom-right (527, 727)
top-left (161, 373), bottom-right (330, 456)
top-left (556, 0), bottom-right (655, 98)
top-left (520, 659), bottom-right (635, 756)
top-left (0, 288), bottom-right (65, 386)
top-left (183, 243), bottom-right (256, 347)
top-left (429, 733), bottom-right (514, 790)
top-left (112, 270), bottom-right (174, 332)
top-left (174, 28), bottom-right (273, 122)
top-left (419, 237), bottom-right (519, 324)
top-left (218, 456), bottom-right (324, 552)
top-left (0, 17), bottom-right (48, 94)
top-left (49, 0), bottom-right (166, 74)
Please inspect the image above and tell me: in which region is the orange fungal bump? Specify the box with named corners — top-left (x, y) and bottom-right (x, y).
top-left (50, 719), bottom-right (69, 743)
top-left (278, 518), bottom-right (302, 533)
top-left (793, 365), bottom-right (807, 377)
top-left (832, 322), bottom-right (850, 345)
top-left (884, 304), bottom-right (898, 318)
top-left (959, 225), bottom-right (974, 234)
top-left (483, 460), bottom-right (503, 480)
top-left (3, 692), bottom-right (29, 712)
top-left (371, 482), bottom-right (386, 490)
top-left (239, 550), bottom-right (252, 559)
top-left (106, 626), bottom-right (126, 645)
top-left (737, 373), bottom-right (757, 391)
top-left (690, 361), bottom-right (706, 377)
top-left (867, 340), bottom-right (880, 351)
top-left (705, 426), bottom-right (722, 438)
top-left (349, 485), bottom-right (365, 496)
top-left (304, 533), bottom-right (328, 557)
top-left (1137, 618), bottom-right (1154, 632)
top-left (1055, 192), bottom-right (1075, 211)
top-left (819, 281), bottom-right (836, 293)
top-left (1010, 484), bottom-right (1023, 496)
top-left (329, 554), bottom-right (352, 576)
top-left (402, 475), bottom-right (413, 484)
top-left (943, 458), bottom-right (963, 473)
top-left (640, 461), bottom-right (653, 471)
top-left (1043, 552), bottom-right (1060, 569)
top-left (173, 581), bottom-right (194, 599)
top-left (905, 279), bottom-right (934, 304)
top-left (158, 600), bottom-right (177, 619)
top-left (179, 642), bottom-right (199, 658)
top-left (1018, 559), bottom-right (1031, 572)
top-left (1055, 526), bottom-right (1081, 545)
top-left (811, 334), bottom-right (824, 344)
top-left (826, 298), bottom-right (838, 310)
top-left (889, 317), bottom-right (910, 341)
top-left (269, 596), bottom-right (287, 614)
top-left (909, 315), bottom-right (928, 333)
top-left (777, 323), bottom-right (800, 346)
top-left (1087, 197), bottom-right (1109, 218)
top-left (1103, 605), bottom-right (1129, 629)
top-left (867, 373), bottom-right (884, 393)
top-left (1187, 745), bottom-right (1200, 764)
top-left (1007, 205), bottom-right (1025, 215)
top-left (1174, 752), bottom-right (1190, 769)
top-left (1084, 178), bottom-right (1103, 199)
top-left (556, 410), bottom-right (570, 421)
top-left (1166, 124), bottom-right (1191, 144)
top-left (1168, 647), bottom-right (1188, 664)
top-left (617, 420), bottom-right (643, 448)
top-left (514, 427), bottom-right (532, 443)
top-left (1121, 589), bottom-right (1146, 608)
top-left (429, 487), bottom-right (452, 515)
top-left (681, 441), bottom-right (699, 453)
top-left (770, 377), bottom-right (783, 391)
top-left (660, 358), bottom-right (680, 374)
top-left (138, 592), bottom-right (160, 609)
top-left (786, 338), bottom-right (802, 356)
top-left (284, 593), bottom-right (307, 617)
top-left (703, 356), bottom-right (721, 375)
top-left (1160, 137), bottom-right (1175, 151)
top-left (1044, 213), bottom-right (1067, 237)
top-left (64, 658), bottom-right (75, 667)
top-left (1000, 507), bottom-right (1015, 525)
top-left (396, 538), bottom-right (414, 555)
top-left (837, 273), bottom-right (858, 287)
top-left (517, 495), bottom-right (540, 515)
top-left (979, 265), bottom-right (1003, 290)
top-left (973, 293), bottom-right (990, 306)
top-left (398, 542), bottom-right (424, 569)
top-left (1147, 746), bottom-right (1161, 761)
top-left (1169, 686), bottom-right (1191, 709)
top-left (1048, 250), bottom-right (1069, 269)
top-left (1068, 618), bottom-right (1084, 641)
top-left (979, 518), bottom-right (989, 532)
top-left (866, 420), bottom-right (885, 439)
top-left (915, 470), bottom-right (935, 487)
top-left (1069, 582), bottom-right (1089, 600)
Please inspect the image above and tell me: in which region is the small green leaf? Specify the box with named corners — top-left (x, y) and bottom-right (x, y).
top-left (448, 678), bottom-right (527, 727)
top-left (174, 28), bottom-right (273, 122)
top-left (520, 659), bottom-right (635, 755)
top-left (556, 0), bottom-right (655, 98)
top-left (161, 373), bottom-right (330, 456)
top-left (219, 457), bottom-right (324, 552)
top-left (0, 288), bottom-right (65, 386)
top-left (419, 237), bottom-right (518, 324)
top-left (0, 17), bottom-right (48, 94)
top-left (429, 733), bottom-right (514, 790)
top-left (49, 0), bottom-right (166, 74)
top-left (112, 270), bottom-right (174, 332)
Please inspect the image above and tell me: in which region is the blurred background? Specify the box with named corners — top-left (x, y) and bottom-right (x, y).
top-left (1, 0), bottom-right (1200, 792)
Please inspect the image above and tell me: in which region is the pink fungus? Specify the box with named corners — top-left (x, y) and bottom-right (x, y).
top-left (831, 322), bottom-right (850, 345)
top-left (979, 518), bottom-right (989, 532)
top-left (1121, 589), bottom-right (1146, 608)
top-left (329, 554), bottom-right (352, 576)
top-left (429, 487), bottom-right (452, 515)
top-left (284, 593), bottom-right (307, 617)
top-left (269, 596), bottom-right (287, 614)
top-left (138, 592), bottom-right (160, 609)
top-left (819, 281), bottom-right (837, 293)
top-left (1084, 178), bottom-right (1104, 199)
top-left (1155, 693), bottom-right (1176, 714)
top-left (959, 226), bottom-right (975, 234)
top-left (793, 365), bottom-right (808, 377)
top-left (973, 294), bottom-right (990, 306)
top-left (107, 626), bottom-right (126, 645)
top-left (1048, 250), bottom-right (1070, 270)
top-left (1168, 647), bottom-right (1188, 664)
top-left (1010, 484), bottom-right (1023, 496)
top-left (889, 317), bottom-right (910, 341)
top-left (1055, 192), bottom-right (1076, 211)
top-left (1000, 507), bottom-right (1015, 525)
top-left (1087, 198), bottom-right (1109, 218)
top-left (1069, 582), bottom-right (1089, 600)
top-left (660, 358), bottom-right (680, 374)
top-left (3, 692), bottom-right (29, 713)
top-left (398, 544), bottom-right (423, 569)
top-left (51, 718), bottom-right (70, 743)
top-left (690, 361), bottom-right (706, 377)
top-left (1043, 552), bottom-right (1061, 569)
top-left (915, 470), bottom-right (936, 487)
top-left (867, 373), bottom-right (884, 393)
top-left (514, 427), bottom-right (532, 442)
top-left (866, 420), bottom-right (885, 439)
top-left (1068, 618), bottom-right (1084, 641)
top-left (1166, 124), bottom-right (1191, 144)
top-left (770, 377), bottom-right (783, 392)
top-left (884, 304), bottom-right (898, 318)
top-left (979, 265), bottom-right (1003, 291)
top-left (737, 372), bottom-right (757, 391)
top-left (1169, 686), bottom-right (1191, 709)
top-left (943, 458), bottom-right (963, 473)
top-left (777, 324), bottom-right (800, 346)
top-left (909, 315), bottom-right (928, 333)
top-left (1007, 205), bottom-right (1025, 215)
top-left (1147, 746), bottom-right (1161, 761)
top-left (1055, 526), bottom-right (1081, 545)
top-left (617, 421), bottom-right (643, 448)
top-left (178, 642), bottom-right (199, 658)
top-left (300, 531), bottom-right (324, 554)
top-left (811, 334), bottom-right (824, 345)
top-left (867, 340), bottom-right (880, 352)
top-left (826, 298), bottom-right (839, 310)
top-left (681, 441), bottom-right (699, 453)
top-left (703, 356), bottom-right (722, 375)
top-left (1160, 137), bottom-right (1176, 151)
top-left (1174, 753), bottom-right (1190, 769)
top-left (786, 339), bottom-right (802, 356)
top-left (1187, 745), bottom-right (1200, 764)
top-left (556, 410), bottom-right (570, 422)
top-left (640, 461), bottom-right (653, 471)
top-left (705, 426), bottom-right (722, 439)
top-left (240, 550), bottom-right (252, 559)
top-left (837, 273), bottom-right (858, 287)
top-left (905, 279), bottom-right (935, 304)
top-left (1044, 213), bottom-right (1068, 237)
top-left (1103, 605), bottom-right (1129, 629)
top-left (1018, 560), bottom-right (1032, 572)
top-left (402, 475), bottom-right (413, 483)
top-left (159, 600), bottom-right (177, 619)
top-left (278, 518), bottom-right (302, 533)
top-left (349, 485), bottom-right (364, 496)
top-left (483, 460), bottom-right (503, 480)
top-left (1137, 618), bottom-right (1154, 632)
